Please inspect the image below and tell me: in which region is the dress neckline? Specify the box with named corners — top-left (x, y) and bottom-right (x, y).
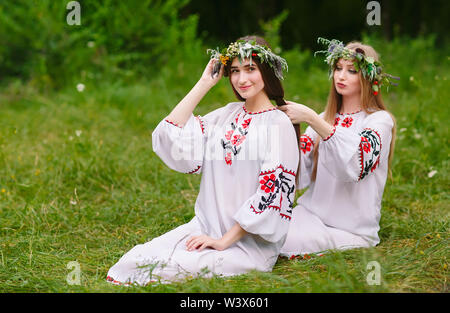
top-left (242, 104), bottom-right (277, 115)
top-left (337, 109), bottom-right (363, 116)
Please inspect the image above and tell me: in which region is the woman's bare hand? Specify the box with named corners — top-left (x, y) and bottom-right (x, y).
top-left (277, 100), bottom-right (315, 124)
top-left (199, 58), bottom-right (224, 87)
top-left (186, 234), bottom-right (226, 252)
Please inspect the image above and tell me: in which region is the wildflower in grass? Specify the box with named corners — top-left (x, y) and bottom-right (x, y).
top-left (76, 130), bottom-right (82, 137)
top-left (76, 83), bottom-right (85, 92)
top-left (427, 170), bottom-right (437, 178)
top-left (1, 188), bottom-right (5, 193)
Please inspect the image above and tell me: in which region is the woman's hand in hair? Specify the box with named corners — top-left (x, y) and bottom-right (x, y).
top-left (199, 58), bottom-right (224, 88)
top-left (280, 100), bottom-right (335, 139)
top-left (277, 100), bottom-right (316, 124)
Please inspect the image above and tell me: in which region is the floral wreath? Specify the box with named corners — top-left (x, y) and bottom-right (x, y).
top-left (207, 39), bottom-right (288, 80)
top-left (314, 37), bottom-right (399, 95)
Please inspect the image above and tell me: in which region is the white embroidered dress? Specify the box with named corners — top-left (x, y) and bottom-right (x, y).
top-left (280, 110), bottom-right (394, 256)
top-left (107, 102), bottom-right (298, 285)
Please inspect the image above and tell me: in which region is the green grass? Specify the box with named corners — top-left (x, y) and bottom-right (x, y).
top-left (0, 36), bottom-right (448, 292)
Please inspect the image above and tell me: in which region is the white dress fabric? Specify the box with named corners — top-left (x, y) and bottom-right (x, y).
top-left (280, 110), bottom-right (394, 257)
top-left (107, 102), bottom-right (299, 285)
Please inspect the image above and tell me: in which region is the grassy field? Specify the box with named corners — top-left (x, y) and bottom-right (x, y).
top-left (0, 36), bottom-right (448, 293)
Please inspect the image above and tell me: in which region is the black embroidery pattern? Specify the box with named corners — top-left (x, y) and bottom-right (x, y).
top-left (358, 128), bottom-right (382, 180)
top-left (251, 165), bottom-right (296, 220)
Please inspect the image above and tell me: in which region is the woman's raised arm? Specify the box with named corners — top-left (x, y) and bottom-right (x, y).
top-left (165, 59), bottom-right (224, 127)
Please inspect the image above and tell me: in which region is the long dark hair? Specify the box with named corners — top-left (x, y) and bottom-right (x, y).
top-left (224, 35), bottom-right (301, 179)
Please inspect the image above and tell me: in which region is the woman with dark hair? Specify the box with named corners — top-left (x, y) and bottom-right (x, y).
top-left (106, 36), bottom-right (299, 285)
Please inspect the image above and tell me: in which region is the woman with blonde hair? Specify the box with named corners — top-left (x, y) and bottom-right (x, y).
top-left (278, 38), bottom-right (398, 257)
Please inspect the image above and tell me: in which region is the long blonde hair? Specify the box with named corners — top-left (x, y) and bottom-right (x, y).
top-left (311, 41), bottom-right (396, 181)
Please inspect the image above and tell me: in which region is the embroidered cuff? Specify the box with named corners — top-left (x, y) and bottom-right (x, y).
top-left (323, 126), bottom-right (336, 141)
top-left (164, 119), bottom-right (182, 128)
top-left (186, 165), bottom-right (202, 174)
top-left (195, 116), bottom-right (205, 134)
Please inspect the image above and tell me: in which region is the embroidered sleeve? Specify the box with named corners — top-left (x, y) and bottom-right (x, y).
top-left (319, 111), bottom-right (393, 182)
top-left (152, 113), bottom-right (205, 175)
top-left (252, 165), bottom-right (296, 219)
top-left (358, 128), bottom-right (382, 180)
top-left (233, 115), bottom-right (299, 243)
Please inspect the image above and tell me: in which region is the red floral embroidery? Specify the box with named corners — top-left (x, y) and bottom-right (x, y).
top-left (360, 136), bottom-right (372, 153)
top-left (299, 135), bottom-right (313, 154)
top-left (334, 117), bottom-right (340, 126)
top-left (341, 117), bottom-right (353, 128)
top-left (358, 128), bottom-right (382, 180)
top-left (231, 134), bottom-right (246, 146)
top-left (225, 152), bottom-right (232, 165)
top-left (251, 165), bottom-right (296, 220)
top-left (225, 130), bottom-right (233, 140)
top-left (221, 114), bottom-right (252, 166)
top-left (260, 173), bottom-right (277, 193)
top-left (242, 118), bottom-right (252, 129)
